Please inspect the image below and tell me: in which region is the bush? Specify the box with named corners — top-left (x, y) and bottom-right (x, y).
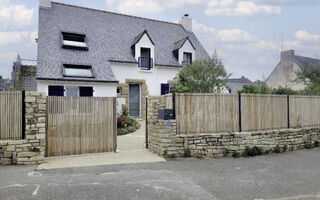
top-left (274, 145), bottom-right (281, 153)
top-left (232, 152), bottom-right (240, 158)
top-left (243, 146), bottom-right (263, 157)
top-left (314, 141), bottom-right (320, 147)
top-left (283, 144), bottom-right (288, 152)
top-left (184, 148), bottom-right (191, 158)
top-left (117, 108), bottom-right (141, 135)
top-left (305, 141), bottom-right (314, 149)
top-left (167, 154), bottom-right (177, 159)
top-left (223, 148), bottom-right (230, 157)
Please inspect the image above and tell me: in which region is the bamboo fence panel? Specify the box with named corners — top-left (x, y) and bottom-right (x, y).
top-left (176, 93), bottom-right (239, 134)
top-left (241, 94), bottom-right (288, 131)
top-left (46, 96), bottom-right (117, 157)
top-left (164, 94), bottom-right (173, 109)
top-left (289, 95), bottom-right (320, 128)
top-left (0, 91), bottom-right (22, 140)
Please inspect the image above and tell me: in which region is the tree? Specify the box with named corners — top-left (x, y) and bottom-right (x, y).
top-left (271, 86), bottom-right (298, 95)
top-left (174, 54), bottom-right (229, 93)
top-left (296, 63), bottom-right (320, 95)
top-left (238, 82), bottom-right (270, 94)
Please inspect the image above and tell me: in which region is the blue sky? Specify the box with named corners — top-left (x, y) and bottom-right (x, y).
top-left (1, 0), bottom-right (320, 81)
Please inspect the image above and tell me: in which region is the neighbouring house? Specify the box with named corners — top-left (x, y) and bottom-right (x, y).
top-left (36, 0), bottom-right (210, 118)
top-left (11, 55), bottom-right (37, 91)
top-left (266, 50), bottom-right (320, 90)
top-left (226, 76), bottom-right (255, 94)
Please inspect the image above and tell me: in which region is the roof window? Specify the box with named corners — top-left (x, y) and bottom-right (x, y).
top-left (63, 64), bottom-right (94, 78)
top-left (61, 32), bottom-right (88, 51)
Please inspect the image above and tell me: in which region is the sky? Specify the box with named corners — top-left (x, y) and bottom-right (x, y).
top-left (0, 0), bottom-right (320, 81)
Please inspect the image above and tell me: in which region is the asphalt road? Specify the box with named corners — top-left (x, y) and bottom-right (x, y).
top-left (1, 149), bottom-right (320, 200)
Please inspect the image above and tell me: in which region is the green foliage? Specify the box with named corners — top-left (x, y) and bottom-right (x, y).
top-left (223, 148), bottom-right (230, 157)
top-left (184, 148), bottom-right (191, 158)
top-left (167, 153), bottom-right (177, 158)
top-left (296, 63), bottom-right (320, 95)
top-left (282, 144), bottom-right (288, 152)
top-left (274, 145), bottom-right (281, 153)
top-left (305, 141), bottom-right (314, 149)
top-left (117, 107), bottom-right (140, 135)
top-left (243, 146), bottom-right (263, 157)
top-left (174, 55), bottom-right (229, 93)
top-left (314, 141), bottom-right (320, 147)
top-left (272, 87), bottom-right (299, 95)
top-left (232, 151), bottom-right (240, 158)
top-left (238, 84), bottom-right (298, 95)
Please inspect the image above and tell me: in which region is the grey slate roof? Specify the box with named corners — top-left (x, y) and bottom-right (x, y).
top-left (293, 55), bottom-right (320, 69)
top-left (37, 2), bottom-right (210, 82)
top-left (226, 76), bottom-right (254, 94)
top-left (173, 36), bottom-right (195, 51)
top-left (132, 30), bottom-right (155, 47)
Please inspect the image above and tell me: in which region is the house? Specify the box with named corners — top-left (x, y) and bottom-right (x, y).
top-left (37, 0), bottom-right (210, 118)
top-left (11, 55), bottom-right (37, 91)
top-left (226, 76), bottom-right (255, 94)
top-left (266, 50), bottom-right (320, 90)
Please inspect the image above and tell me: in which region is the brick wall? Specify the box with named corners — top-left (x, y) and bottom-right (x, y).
top-left (0, 92), bottom-right (46, 165)
top-left (147, 95), bottom-right (320, 158)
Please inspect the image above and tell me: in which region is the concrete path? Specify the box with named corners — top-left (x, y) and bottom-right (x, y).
top-left (37, 121), bottom-right (165, 170)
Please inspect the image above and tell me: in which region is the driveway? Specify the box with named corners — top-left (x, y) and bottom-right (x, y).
top-left (37, 121), bottom-right (165, 170)
top-left (1, 149), bottom-right (320, 200)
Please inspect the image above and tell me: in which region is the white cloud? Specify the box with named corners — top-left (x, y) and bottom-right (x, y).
top-left (166, 0), bottom-right (203, 8)
top-left (0, 31), bottom-right (29, 45)
top-left (294, 30), bottom-right (320, 42)
top-left (0, 52), bottom-right (16, 60)
top-left (216, 29), bottom-right (258, 42)
top-left (0, 0), bottom-right (34, 30)
top-left (205, 0), bottom-right (281, 17)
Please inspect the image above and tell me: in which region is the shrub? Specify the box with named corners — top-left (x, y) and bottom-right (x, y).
top-left (305, 141), bottom-right (314, 149)
top-left (167, 153), bottom-right (177, 159)
top-left (314, 141), bottom-right (320, 147)
top-left (243, 146), bottom-right (263, 157)
top-left (283, 144), bottom-right (288, 152)
top-left (264, 149), bottom-right (271, 155)
top-left (274, 145), bottom-right (281, 153)
top-left (184, 148), bottom-right (191, 158)
top-left (223, 148), bottom-right (230, 157)
top-left (232, 152), bottom-right (240, 158)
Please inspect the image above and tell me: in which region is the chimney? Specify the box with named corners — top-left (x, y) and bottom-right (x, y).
top-left (180, 14), bottom-right (192, 32)
top-left (281, 50), bottom-right (294, 61)
top-left (40, 0), bottom-right (51, 8)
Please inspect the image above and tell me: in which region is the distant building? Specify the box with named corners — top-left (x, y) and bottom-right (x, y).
top-left (226, 76), bottom-right (255, 94)
top-left (0, 79), bottom-right (11, 91)
top-left (266, 50), bottom-right (320, 90)
top-left (11, 55), bottom-right (37, 91)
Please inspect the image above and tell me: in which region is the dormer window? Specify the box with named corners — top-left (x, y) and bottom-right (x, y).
top-left (139, 48), bottom-right (153, 70)
top-left (61, 32), bottom-right (88, 51)
top-left (63, 64), bottom-right (94, 78)
top-left (182, 52), bottom-right (192, 67)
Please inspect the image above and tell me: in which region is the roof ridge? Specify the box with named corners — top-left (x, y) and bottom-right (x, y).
top-left (51, 1), bottom-right (182, 27)
top-left (294, 55), bottom-right (320, 61)
top-left (134, 29), bottom-right (146, 39)
top-left (174, 36), bottom-right (188, 44)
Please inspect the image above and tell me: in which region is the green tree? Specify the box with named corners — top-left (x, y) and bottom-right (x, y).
top-left (238, 82), bottom-right (271, 94)
top-left (174, 53), bottom-right (229, 93)
top-left (296, 63), bottom-right (320, 95)
top-left (271, 86), bottom-right (298, 95)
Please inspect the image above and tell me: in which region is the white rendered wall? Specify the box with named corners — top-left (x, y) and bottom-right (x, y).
top-left (37, 80), bottom-right (117, 97)
top-left (110, 63), bottom-right (180, 96)
top-left (178, 39), bottom-right (195, 65)
top-left (135, 33), bottom-right (154, 65)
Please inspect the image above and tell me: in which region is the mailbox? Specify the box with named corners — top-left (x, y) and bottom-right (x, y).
top-left (158, 109), bottom-right (174, 120)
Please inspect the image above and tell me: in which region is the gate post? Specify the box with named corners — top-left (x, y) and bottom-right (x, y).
top-left (22, 91), bottom-right (26, 139)
top-left (238, 93), bottom-right (242, 132)
top-left (113, 97), bottom-right (117, 152)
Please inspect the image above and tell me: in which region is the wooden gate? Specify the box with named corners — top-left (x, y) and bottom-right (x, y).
top-left (0, 91), bottom-right (23, 140)
top-left (46, 97), bottom-right (117, 157)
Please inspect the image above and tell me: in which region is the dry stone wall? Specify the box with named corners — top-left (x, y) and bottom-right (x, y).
top-left (0, 92), bottom-right (46, 165)
top-left (147, 95), bottom-right (320, 158)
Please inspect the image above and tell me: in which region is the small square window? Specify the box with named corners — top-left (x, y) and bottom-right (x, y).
top-left (61, 32), bottom-right (88, 51)
top-left (117, 87), bottom-right (122, 95)
top-left (63, 64), bottom-right (94, 78)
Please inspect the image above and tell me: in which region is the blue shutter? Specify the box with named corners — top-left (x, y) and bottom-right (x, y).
top-left (161, 84), bottom-right (170, 95)
top-left (79, 87), bottom-right (93, 97)
top-left (48, 85), bottom-right (64, 96)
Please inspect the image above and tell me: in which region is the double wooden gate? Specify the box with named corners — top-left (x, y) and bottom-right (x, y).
top-left (46, 97), bottom-right (117, 157)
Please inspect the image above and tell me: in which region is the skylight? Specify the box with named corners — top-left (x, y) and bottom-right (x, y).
top-left (63, 64), bottom-right (94, 78)
top-left (61, 32), bottom-right (88, 51)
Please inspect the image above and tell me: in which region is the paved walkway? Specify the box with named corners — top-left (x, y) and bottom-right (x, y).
top-left (37, 121), bottom-right (165, 170)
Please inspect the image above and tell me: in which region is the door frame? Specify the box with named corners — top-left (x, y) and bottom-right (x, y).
top-left (129, 83), bottom-right (141, 118)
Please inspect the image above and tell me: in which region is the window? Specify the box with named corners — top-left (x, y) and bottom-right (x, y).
top-left (79, 87), bottom-right (93, 97)
top-left (139, 48), bottom-right (153, 70)
top-left (183, 52), bottom-right (192, 67)
top-left (48, 85), bottom-right (64, 96)
top-left (66, 87), bottom-right (78, 97)
top-left (161, 83), bottom-right (170, 95)
top-left (61, 32), bottom-right (88, 51)
top-left (63, 64), bottom-right (94, 78)
top-left (117, 87), bottom-right (122, 95)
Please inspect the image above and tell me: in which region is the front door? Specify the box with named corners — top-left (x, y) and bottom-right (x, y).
top-left (129, 84), bottom-right (140, 117)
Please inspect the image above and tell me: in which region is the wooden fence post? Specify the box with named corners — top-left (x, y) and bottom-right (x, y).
top-left (238, 93), bottom-right (242, 132)
top-left (22, 91), bottom-right (26, 139)
top-left (287, 95), bottom-right (290, 129)
top-left (113, 97), bottom-right (117, 153)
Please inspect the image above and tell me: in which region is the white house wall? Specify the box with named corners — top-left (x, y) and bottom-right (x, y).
top-left (110, 62), bottom-right (180, 95)
top-left (178, 39), bottom-right (196, 65)
top-left (37, 80), bottom-right (117, 97)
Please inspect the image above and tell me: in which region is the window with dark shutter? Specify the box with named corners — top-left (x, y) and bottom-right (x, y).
top-left (79, 87), bottom-right (93, 97)
top-left (161, 83), bottom-right (170, 95)
top-left (61, 32), bottom-right (88, 51)
top-left (48, 85), bottom-right (64, 96)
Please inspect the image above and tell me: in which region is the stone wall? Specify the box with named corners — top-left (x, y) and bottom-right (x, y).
top-left (0, 92), bottom-right (46, 165)
top-left (147, 95), bottom-right (320, 158)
